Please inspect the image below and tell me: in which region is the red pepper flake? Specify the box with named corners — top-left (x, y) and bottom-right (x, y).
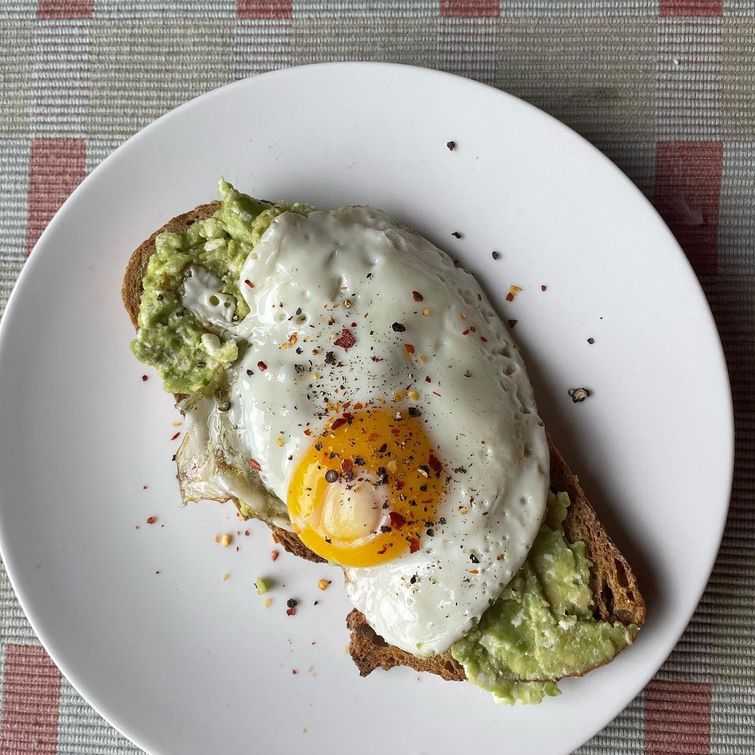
top-left (425, 376), bottom-right (431, 383)
top-left (141, 374), bottom-right (148, 382)
top-left (244, 279), bottom-right (255, 288)
top-left (170, 431), bottom-right (180, 441)
top-left (462, 328), bottom-right (471, 336)
top-left (146, 516), bottom-right (157, 525)
top-left (507, 319), bottom-right (518, 328)
top-left (257, 361), bottom-right (267, 371)
top-left (331, 416), bottom-right (348, 431)
top-left (341, 458), bottom-right (354, 474)
top-left (271, 550), bottom-right (279, 561)
top-left (395, 480), bottom-right (405, 490)
top-left (480, 336), bottom-right (488, 342)
top-left (286, 607), bottom-right (297, 616)
top-left (428, 454), bottom-right (442, 476)
top-left (505, 292), bottom-right (514, 302)
top-left (248, 458), bottom-right (262, 472)
top-left (334, 328), bottom-right (356, 350)
top-left (404, 343), bottom-right (415, 355)
top-left (303, 428), bottom-right (312, 436)
top-left (541, 284), bottom-right (548, 292)
top-left (389, 512), bottom-right (406, 529)
top-left (412, 291), bottom-right (424, 302)
top-left (409, 537), bottom-right (420, 554)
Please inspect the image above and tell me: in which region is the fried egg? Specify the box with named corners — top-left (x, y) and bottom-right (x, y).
top-left (181, 206), bottom-right (549, 656)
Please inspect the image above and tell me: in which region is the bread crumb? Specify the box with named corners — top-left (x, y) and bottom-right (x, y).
top-left (216, 533), bottom-right (233, 547)
top-left (568, 387), bottom-right (591, 403)
top-left (264, 597), bottom-right (272, 608)
top-left (317, 579), bottom-right (331, 591)
top-left (223, 573), bottom-right (230, 582)
top-left (506, 284), bottom-right (523, 302)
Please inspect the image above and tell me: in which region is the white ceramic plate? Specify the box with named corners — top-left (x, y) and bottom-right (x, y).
top-left (0, 63), bottom-right (733, 755)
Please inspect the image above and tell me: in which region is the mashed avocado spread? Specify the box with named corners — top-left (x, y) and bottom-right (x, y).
top-left (132, 182), bottom-right (637, 705)
top-left (132, 180), bottom-right (307, 393)
top-left (451, 491), bottom-right (637, 703)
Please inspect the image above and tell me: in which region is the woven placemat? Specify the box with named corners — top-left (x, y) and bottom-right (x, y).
top-left (0, 2), bottom-right (753, 753)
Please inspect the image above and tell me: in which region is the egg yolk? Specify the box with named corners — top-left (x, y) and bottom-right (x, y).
top-left (287, 407), bottom-right (444, 567)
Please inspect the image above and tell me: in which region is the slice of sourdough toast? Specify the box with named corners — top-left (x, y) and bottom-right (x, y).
top-left (122, 203), bottom-right (645, 686)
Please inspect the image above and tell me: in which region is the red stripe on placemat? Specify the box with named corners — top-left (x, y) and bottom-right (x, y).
top-left (0, 644), bottom-right (61, 755)
top-left (645, 680), bottom-right (712, 754)
top-left (654, 141), bottom-right (722, 276)
top-left (37, 0), bottom-right (93, 19)
top-left (659, 0), bottom-right (723, 16)
top-left (237, 0), bottom-right (292, 19)
top-left (26, 138), bottom-right (86, 254)
top-left (440, 0), bottom-right (500, 17)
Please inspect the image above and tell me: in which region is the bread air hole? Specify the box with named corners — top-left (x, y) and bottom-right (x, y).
top-left (600, 583), bottom-right (615, 617)
top-left (613, 558), bottom-right (629, 588)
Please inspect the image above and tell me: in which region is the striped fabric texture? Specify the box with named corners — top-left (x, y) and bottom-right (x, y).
top-left (0, 2), bottom-right (753, 753)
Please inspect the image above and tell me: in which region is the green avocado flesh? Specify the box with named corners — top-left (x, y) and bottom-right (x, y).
top-left (131, 179), bottom-right (307, 394)
top-left (130, 182), bottom-right (637, 705)
top-left (450, 492), bottom-right (637, 704)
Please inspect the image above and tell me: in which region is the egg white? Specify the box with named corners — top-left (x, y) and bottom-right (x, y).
top-left (182, 206), bottom-right (549, 655)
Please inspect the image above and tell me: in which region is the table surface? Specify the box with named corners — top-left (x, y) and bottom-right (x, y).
top-left (0, 2), bottom-right (753, 754)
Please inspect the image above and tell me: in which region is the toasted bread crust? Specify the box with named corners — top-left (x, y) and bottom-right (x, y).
top-left (123, 203), bottom-right (645, 686)
top-left (271, 527), bottom-right (326, 563)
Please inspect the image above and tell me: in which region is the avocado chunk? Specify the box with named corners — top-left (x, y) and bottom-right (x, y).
top-left (131, 179), bottom-right (308, 394)
top-left (451, 492), bottom-right (637, 704)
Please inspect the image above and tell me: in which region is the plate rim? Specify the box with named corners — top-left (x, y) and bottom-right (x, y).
top-left (0, 62), bottom-right (734, 755)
